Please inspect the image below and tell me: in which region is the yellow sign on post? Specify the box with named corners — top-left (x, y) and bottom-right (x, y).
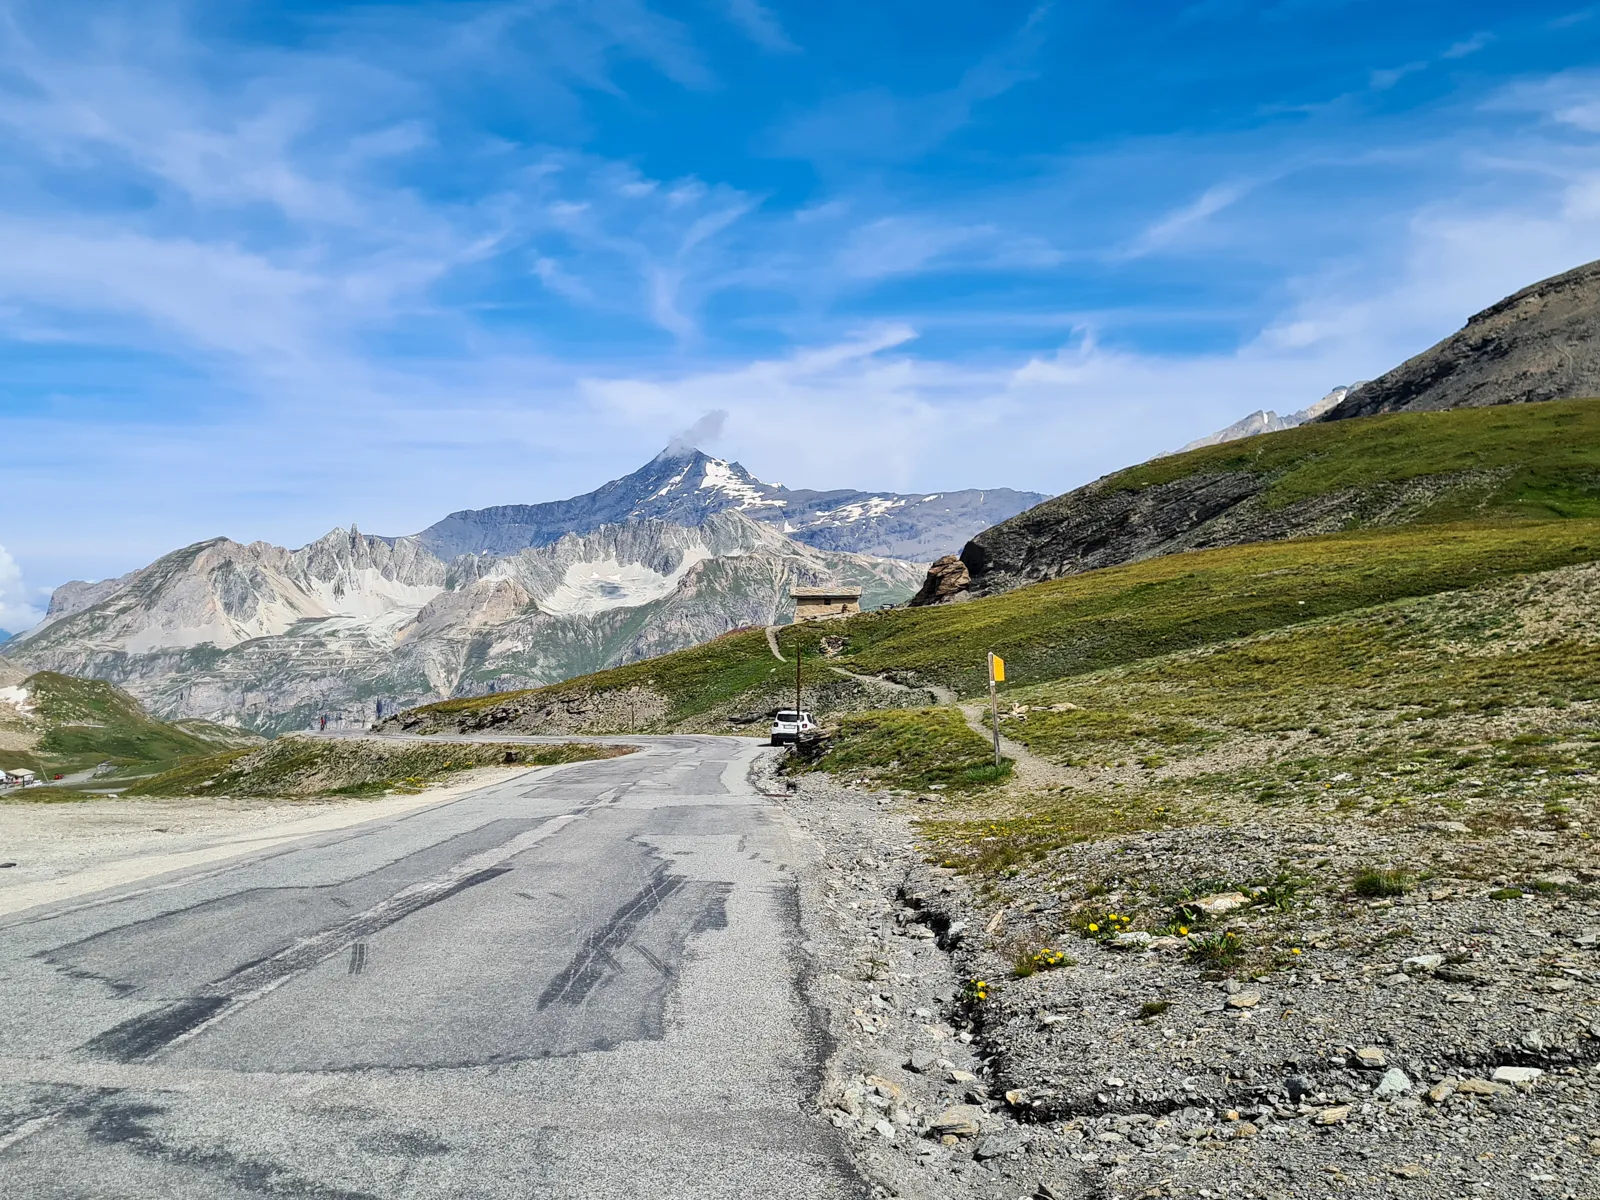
top-left (986, 652), bottom-right (1004, 767)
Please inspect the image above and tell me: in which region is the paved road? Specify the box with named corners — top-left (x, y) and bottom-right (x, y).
top-left (0, 735), bottom-right (866, 1199)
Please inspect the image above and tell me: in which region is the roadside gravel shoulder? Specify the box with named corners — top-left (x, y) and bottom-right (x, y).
top-left (767, 754), bottom-right (1600, 1200)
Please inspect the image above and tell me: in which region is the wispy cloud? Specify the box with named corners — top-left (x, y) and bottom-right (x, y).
top-left (769, 4), bottom-right (1051, 166)
top-left (1122, 181), bottom-right (1257, 257)
top-left (721, 0), bottom-right (798, 53)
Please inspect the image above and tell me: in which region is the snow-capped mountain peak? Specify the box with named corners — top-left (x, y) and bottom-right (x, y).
top-left (417, 445), bottom-right (1046, 562)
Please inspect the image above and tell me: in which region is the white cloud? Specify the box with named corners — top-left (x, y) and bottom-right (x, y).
top-left (1122, 181), bottom-right (1257, 257)
top-left (0, 544), bottom-right (43, 634)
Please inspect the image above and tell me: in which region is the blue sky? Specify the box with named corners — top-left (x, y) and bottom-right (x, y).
top-left (5, 0), bottom-right (1600, 627)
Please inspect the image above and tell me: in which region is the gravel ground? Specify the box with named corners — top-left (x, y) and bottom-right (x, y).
top-left (763, 753), bottom-right (1600, 1200)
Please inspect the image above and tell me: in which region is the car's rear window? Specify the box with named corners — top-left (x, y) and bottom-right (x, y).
top-left (775, 711), bottom-right (798, 721)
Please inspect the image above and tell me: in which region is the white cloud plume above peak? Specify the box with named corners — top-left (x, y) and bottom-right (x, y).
top-left (0, 544), bottom-right (43, 634)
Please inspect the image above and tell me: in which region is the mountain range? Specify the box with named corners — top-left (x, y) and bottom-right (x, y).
top-left (4, 445), bottom-right (1038, 733)
top-left (415, 447), bottom-right (1045, 562)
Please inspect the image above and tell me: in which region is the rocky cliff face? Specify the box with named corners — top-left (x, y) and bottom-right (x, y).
top-left (1323, 258), bottom-right (1600, 420)
top-left (8, 512), bottom-right (922, 734)
top-left (417, 445), bottom-right (1046, 562)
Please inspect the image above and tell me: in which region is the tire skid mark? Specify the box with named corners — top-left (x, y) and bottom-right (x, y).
top-left (80, 817), bottom-right (583, 1063)
top-left (537, 869), bottom-right (686, 1009)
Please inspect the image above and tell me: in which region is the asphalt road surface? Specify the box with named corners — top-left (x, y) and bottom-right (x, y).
top-left (0, 735), bottom-right (868, 1199)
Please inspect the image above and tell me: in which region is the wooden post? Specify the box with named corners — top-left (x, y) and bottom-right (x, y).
top-left (987, 652), bottom-right (1001, 767)
top-left (795, 623), bottom-right (803, 728)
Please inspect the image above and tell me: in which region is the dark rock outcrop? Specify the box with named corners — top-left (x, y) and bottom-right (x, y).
top-left (907, 555), bottom-right (971, 607)
top-left (1323, 258), bottom-right (1600, 420)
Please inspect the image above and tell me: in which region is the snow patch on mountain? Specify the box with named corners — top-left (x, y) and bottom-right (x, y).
top-left (696, 457), bottom-right (785, 509)
top-left (538, 547), bottom-right (716, 616)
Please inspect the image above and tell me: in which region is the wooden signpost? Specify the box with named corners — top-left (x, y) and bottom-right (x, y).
top-left (987, 652), bottom-right (1005, 767)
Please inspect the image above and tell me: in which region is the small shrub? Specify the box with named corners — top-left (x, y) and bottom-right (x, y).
top-left (1187, 930), bottom-right (1246, 971)
top-left (1353, 869), bottom-right (1414, 898)
top-left (1139, 1000), bottom-right (1171, 1019)
top-left (1488, 887), bottom-right (1524, 900)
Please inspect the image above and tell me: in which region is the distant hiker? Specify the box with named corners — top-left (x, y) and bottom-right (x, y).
top-left (320, 714), bottom-right (327, 732)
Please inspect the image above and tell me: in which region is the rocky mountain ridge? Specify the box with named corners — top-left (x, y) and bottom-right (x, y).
top-left (1323, 256), bottom-right (1600, 420)
top-left (7, 511), bottom-right (922, 734)
top-left (1170, 385), bottom-right (1353, 455)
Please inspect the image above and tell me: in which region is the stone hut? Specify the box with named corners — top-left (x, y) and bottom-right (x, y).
top-left (791, 586), bottom-right (862, 621)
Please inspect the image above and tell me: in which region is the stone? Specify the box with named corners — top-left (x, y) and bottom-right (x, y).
top-left (1232, 1122), bottom-right (1259, 1138)
top-left (1112, 931), bottom-right (1153, 950)
top-left (1284, 1076), bottom-right (1313, 1103)
top-left (1401, 954), bottom-right (1445, 973)
top-left (1391, 1164), bottom-right (1428, 1179)
top-left (1575, 928), bottom-right (1599, 950)
top-left (1190, 891), bottom-right (1251, 916)
top-left (1425, 1079), bottom-right (1457, 1104)
top-left (1313, 1105), bottom-right (1352, 1126)
top-left (973, 1133), bottom-right (1023, 1160)
top-left (1454, 1078), bottom-right (1511, 1097)
top-left (865, 1075), bottom-right (905, 1103)
top-left (1520, 1029), bottom-right (1547, 1053)
top-left (1354, 1047), bottom-right (1387, 1069)
top-left (1147, 936), bottom-right (1187, 952)
top-left (1374, 1068), bottom-right (1412, 1098)
top-left (948, 1069), bottom-right (978, 1084)
top-left (1491, 1066), bottom-right (1544, 1086)
top-left (908, 1049), bottom-right (938, 1074)
top-left (1225, 991), bottom-right (1261, 1010)
top-left (873, 1118), bottom-right (896, 1141)
top-left (908, 555), bottom-right (972, 607)
top-left (929, 1106), bottom-right (984, 1137)
top-left (1004, 1089), bottom-right (1031, 1107)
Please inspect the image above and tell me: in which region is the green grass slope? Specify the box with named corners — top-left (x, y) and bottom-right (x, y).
top-left (393, 518), bottom-right (1600, 735)
top-left (1113, 394), bottom-right (1600, 520)
top-left (0, 671), bottom-right (258, 780)
top-left (926, 557), bottom-right (1600, 884)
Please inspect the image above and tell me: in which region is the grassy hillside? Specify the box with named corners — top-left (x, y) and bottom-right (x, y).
top-left (129, 737), bottom-right (632, 799)
top-left (794, 707), bottom-right (1012, 793)
top-left (927, 559), bottom-right (1600, 875)
top-left (394, 518), bottom-right (1600, 735)
top-left (0, 671), bottom-right (259, 782)
top-left (1112, 395), bottom-right (1600, 521)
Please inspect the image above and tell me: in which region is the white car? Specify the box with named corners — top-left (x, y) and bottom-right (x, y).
top-left (770, 710), bottom-right (817, 745)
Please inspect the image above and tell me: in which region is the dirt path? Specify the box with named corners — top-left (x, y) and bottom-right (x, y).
top-left (958, 701), bottom-right (1064, 790)
top-left (764, 625), bottom-right (786, 662)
